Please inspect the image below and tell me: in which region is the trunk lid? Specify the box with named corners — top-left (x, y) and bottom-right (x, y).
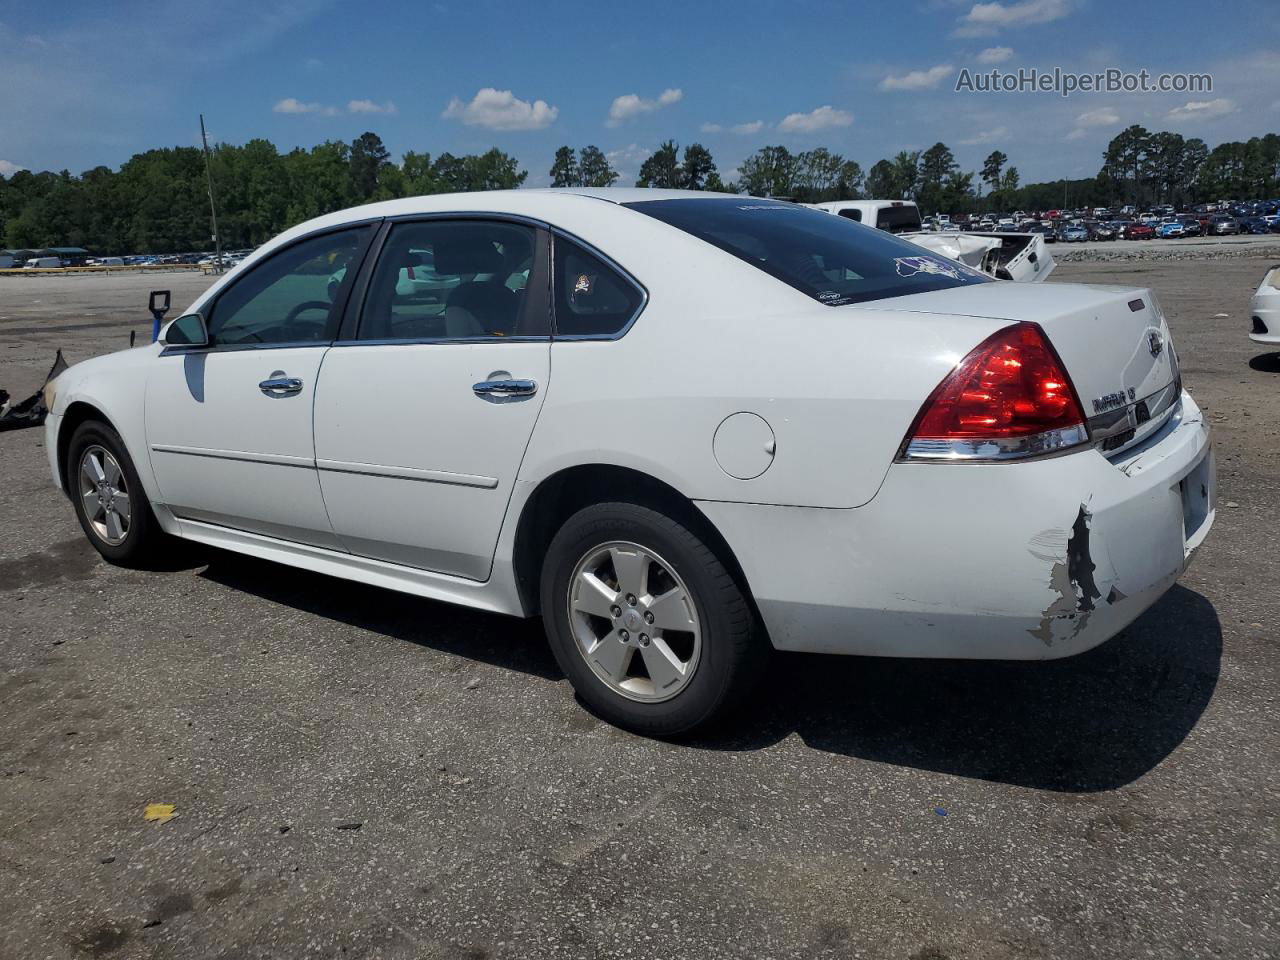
top-left (854, 281), bottom-right (1180, 453)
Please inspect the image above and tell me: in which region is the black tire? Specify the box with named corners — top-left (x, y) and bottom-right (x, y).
top-left (66, 420), bottom-right (169, 567)
top-left (540, 501), bottom-right (766, 737)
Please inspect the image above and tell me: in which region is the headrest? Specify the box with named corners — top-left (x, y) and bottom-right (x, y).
top-left (432, 235), bottom-right (505, 275)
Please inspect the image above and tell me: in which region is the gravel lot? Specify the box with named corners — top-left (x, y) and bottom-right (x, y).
top-left (1, 258), bottom-right (1277, 960)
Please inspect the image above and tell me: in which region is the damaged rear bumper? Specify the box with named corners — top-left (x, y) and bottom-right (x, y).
top-left (697, 391), bottom-right (1214, 660)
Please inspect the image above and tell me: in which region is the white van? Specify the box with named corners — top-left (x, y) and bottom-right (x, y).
top-left (23, 257), bottom-right (62, 269)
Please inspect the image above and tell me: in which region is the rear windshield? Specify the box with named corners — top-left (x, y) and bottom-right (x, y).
top-left (875, 205), bottom-right (923, 233)
top-left (624, 198), bottom-right (990, 306)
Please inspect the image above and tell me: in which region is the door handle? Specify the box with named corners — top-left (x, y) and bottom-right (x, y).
top-left (472, 378), bottom-right (537, 399)
top-left (259, 374), bottom-right (303, 396)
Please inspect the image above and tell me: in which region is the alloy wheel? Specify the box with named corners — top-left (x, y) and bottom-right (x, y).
top-left (567, 541), bottom-right (702, 702)
top-left (78, 445), bottom-right (132, 546)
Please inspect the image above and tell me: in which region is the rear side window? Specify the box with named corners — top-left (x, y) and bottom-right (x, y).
top-left (625, 198), bottom-right (989, 307)
top-left (553, 236), bottom-right (644, 337)
top-left (837, 209), bottom-right (862, 222)
top-left (875, 205), bottom-right (923, 233)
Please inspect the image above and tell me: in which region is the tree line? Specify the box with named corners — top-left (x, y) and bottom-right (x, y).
top-left (3, 126), bottom-right (1278, 254)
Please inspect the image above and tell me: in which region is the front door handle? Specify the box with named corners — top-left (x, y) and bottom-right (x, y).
top-left (259, 373), bottom-right (303, 396)
top-left (473, 378), bottom-right (537, 399)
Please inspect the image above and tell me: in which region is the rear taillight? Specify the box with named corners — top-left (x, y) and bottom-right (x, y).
top-left (900, 322), bottom-right (1089, 461)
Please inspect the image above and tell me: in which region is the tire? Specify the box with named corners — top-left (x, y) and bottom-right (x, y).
top-left (540, 501), bottom-right (765, 737)
top-left (67, 420), bottom-right (169, 566)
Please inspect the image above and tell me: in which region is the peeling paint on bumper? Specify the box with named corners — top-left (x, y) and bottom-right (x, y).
top-left (696, 391), bottom-right (1214, 660)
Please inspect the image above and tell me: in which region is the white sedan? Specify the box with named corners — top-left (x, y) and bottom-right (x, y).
top-left (43, 189), bottom-right (1215, 735)
top-left (1250, 264), bottom-right (1280, 346)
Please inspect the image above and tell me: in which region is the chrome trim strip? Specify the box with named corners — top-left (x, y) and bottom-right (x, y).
top-left (150, 444), bottom-right (314, 468)
top-left (901, 424), bottom-right (1090, 463)
top-left (315, 459), bottom-right (498, 489)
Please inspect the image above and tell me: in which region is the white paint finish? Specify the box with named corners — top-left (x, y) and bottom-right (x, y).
top-left (174, 516), bottom-right (526, 616)
top-left (45, 189), bottom-right (1216, 666)
top-left (144, 346), bottom-right (340, 549)
top-left (697, 392), bottom-right (1212, 658)
top-left (712, 412), bottom-right (776, 480)
top-left (312, 341), bottom-right (550, 579)
top-left (1250, 268), bottom-right (1280, 344)
top-left (858, 281), bottom-right (1177, 415)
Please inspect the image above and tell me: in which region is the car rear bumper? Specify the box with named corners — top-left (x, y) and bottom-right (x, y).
top-left (697, 391), bottom-right (1214, 660)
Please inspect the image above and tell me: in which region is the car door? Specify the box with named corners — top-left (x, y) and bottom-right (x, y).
top-left (146, 224), bottom-right (375, 548)
top-left (313, 218), bottom-right (551, 580)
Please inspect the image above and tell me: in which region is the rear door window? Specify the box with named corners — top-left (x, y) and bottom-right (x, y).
top-left (625, 198), bottom-right (989, 307)
top-left (552, 236), bottom-right (644, 338)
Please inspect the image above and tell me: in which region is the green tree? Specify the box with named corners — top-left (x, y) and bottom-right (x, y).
top-left (737, 145), bottom-right (797, 197)
top-left (981, 150), bottom-right (1008, 194)
top-left (681, 143), bottom-right (717, 190)
top-left (637, 141), bottom-right (682, 188)
top-left (578, 146), bottom-right (619, 187)
top-left (349, 132), bottom-right (391, 202)
top-left (550, 146), bottom-right (580, 187)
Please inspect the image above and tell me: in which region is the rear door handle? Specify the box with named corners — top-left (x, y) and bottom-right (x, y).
top-left (259, 373), bottom-right (303, 396)
top-left (473, 378), bottom-right (537, 399)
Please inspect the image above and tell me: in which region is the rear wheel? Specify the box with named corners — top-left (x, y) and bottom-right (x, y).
top-left (67, 421), bottom-right (168, 566)
top-left (541, 502), bottom-right (765, 736)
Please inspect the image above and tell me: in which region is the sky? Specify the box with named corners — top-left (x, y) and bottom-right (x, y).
top-left (1, 0), bottom-right (1277, 188)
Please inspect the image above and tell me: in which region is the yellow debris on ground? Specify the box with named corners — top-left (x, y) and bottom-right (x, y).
top-left (143, 803), bottom-right (177, 824)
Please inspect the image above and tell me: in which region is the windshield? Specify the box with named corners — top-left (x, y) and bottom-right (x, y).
top-left (624, 198), bottom-right (990, 306)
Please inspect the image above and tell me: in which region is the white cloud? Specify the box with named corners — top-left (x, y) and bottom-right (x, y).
top-left (880, 64), bottom-right (954, 91)
top-left (443, 88), bottom-right (558, 130)
top-left (606, 88), bottom-right (683, 127)
top-left (1166, 98), bottom-right (1237, 121)
top-left (0, 159), bottom-right (26, 176)
top-left (958, 126), bottom-right (1009, 144)
top-left (348, 99), bottom-right (397, 115)
top-left (957, 0), bottom-right (1072, 35)
top-left (1064, 106), bottom-right (1120, 141)
top-left (777, 105), bottom-right (853, 134)
top-left (700, 120), bottom-right (765, 135)
top-left (1075, 107), bottom-right (1120, 127)
top-left (976, 45), bottom-right (1014, 63)
top-left (273, 97), bottom-right (337, 116)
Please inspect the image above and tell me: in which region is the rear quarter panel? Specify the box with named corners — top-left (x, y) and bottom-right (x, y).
top-left (519, 208), bottom-right (1008, 508)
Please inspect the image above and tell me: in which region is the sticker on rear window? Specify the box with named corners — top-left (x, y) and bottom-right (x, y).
top-left (893, 255), bottom-right (976, 280)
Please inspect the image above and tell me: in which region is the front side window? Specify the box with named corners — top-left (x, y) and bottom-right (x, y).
top-left (552, 237), bottom-right (644, 337)
top-left (625, 198), bottom-right (989, 307)
top-left (358, 220), bottom-right (539, 341)
top-left (207, 227), bottom-right (370, 346)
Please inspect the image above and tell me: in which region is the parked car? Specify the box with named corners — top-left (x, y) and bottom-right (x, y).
top-left (1177, 217), bottom-right (1203, 237)
top-left (1028, 223), bottom-right (1056, 243)
top-left (1156, 220), bottom-right (1185, 239)
top-left (1208, 216), bottom-right (1239, 236)
top-left (1124, 223), bottom-right (1156, 241)
top-left (1059, 224), bottom-right (1089, 242)
top-left (1238, 216), bottom-right (1271, 235)
top-left (41, 189), bottom-right (1215, 735)
top-left (23, 256), bottom-right (62, 268)
top-left (1087, 222), bottom-right (1117, 241)
top-left (1252, 264), bottom-right (1280, 348)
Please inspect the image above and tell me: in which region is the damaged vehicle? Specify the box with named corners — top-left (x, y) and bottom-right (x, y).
top-left (1250, 264), bottom-right (1280, 347)
top-left (42, 189), bottom-right (1214, 736)
top-left (810, 200), bottom-right (1055, 282)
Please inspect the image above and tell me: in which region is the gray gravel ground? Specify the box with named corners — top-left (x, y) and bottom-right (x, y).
top-left (1, 260), bottom-right (1277, 960)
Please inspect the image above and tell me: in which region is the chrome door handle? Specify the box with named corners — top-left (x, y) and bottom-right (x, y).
top-left (259, 374), bottom-right (303, 396)
top-left (473, 378), bottom-right (537, 398)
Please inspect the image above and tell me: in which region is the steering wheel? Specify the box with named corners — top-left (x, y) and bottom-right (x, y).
top-left (284, 301), bottom-right (332, 325)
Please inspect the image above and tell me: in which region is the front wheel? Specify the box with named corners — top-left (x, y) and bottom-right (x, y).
top-left (67, 420), bottom-right (169, 566)
top-left (541, 502), bottom-right (765, 737)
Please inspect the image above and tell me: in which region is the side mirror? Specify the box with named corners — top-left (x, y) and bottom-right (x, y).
top-left (161, 313), bottom-right (209, 348)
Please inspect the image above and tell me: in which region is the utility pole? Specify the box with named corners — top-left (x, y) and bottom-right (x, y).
top-left (199, 114), bottom-right (223, 271)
